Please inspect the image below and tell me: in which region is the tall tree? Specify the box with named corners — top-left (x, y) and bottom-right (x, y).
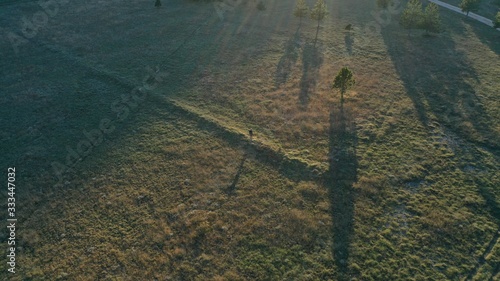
top-left (332, 67), bottom-right (355, 104)
top-left (399, 0), bottom-right (423, 35)
top-left (310, 0), bottom-right (328, 44)
top-left (459, 0), bottom-right (481, 16)
top-left (294, 0), bottom-right (310, 28)
top-left (494, 11), bottom-right (500, 28)
top-left (421, 3), bottom-right (441, 34)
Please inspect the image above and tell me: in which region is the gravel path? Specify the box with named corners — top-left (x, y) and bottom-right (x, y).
top-left (428, 0), bottom-right (500, 31)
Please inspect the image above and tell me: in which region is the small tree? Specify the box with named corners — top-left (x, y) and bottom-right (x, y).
top-left (421, 3), bottom-right (441, 34)
top-left (494, 11), bottom-right (500, 28)
top-left (400, 0), bottom-right (423, 35)
top-left (332, 67), bottom-right (355, 104)
top-left (294, 0), bottom-right (309, 28)
top-left (310, 0), bottom-right (328, 44)
top-left (459, 0), bottom-right (481, 16)
top-left (155, 0), bottom-right (161, 8)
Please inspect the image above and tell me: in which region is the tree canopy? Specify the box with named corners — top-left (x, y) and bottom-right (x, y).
top-left (459, 0), bottom-right (481, 16)
top-left (310, 0), bottom-right (328, 22)
top-left (399, 0), bottom-right (423, 34)
top-left (294, 0), bottom-right (310, 24)
top-left (332, 67), bottom-right (355, 103)
top-left (422, 3), bottom-right (441, 34)
top-left (310, 0), bottom-right (328, 43)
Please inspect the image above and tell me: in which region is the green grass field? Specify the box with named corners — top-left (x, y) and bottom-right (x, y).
top-left (1, 0), bottom-right (499, 280)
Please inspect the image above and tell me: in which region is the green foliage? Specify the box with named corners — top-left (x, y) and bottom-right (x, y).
top-left (399, 0), bottom-right (423, 34)
top-left (421, 3), bottom-right (441, 34)
top-left (459, 0), bottom-right (481, 16)
top-left (294, 0), bottom-right (309, 23)
top-left (399, 1), bottom-right (441, 35)
top-left (310, 0), bottom-right (328, 42)
top-left (310, 0), bottom-right (328, 22)
top-left (155, 0), bottom-right (161, 7)
top-left (494, 11), bottom-right (500, 28)
top-left (332, 67), bottom-right (355, 102)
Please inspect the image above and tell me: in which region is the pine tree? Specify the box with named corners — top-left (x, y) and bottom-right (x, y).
top-left (332, 67), bottom-right (355, 104)
top-left (421, 3), bottom-right (441, 34)
top-left (310, 0), bottom-right (328, 44)
top-left (399, 0), bottom-right (423, 35)
top-left (155, 0), bottom-right (161, 8)
top-left (459, 0), bottom-right (481, 16)
top-left (294, 0), bottom-right (309, 28)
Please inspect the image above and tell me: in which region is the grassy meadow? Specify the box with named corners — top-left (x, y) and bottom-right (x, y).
top-left (0, 0), bottom-right (499, 280)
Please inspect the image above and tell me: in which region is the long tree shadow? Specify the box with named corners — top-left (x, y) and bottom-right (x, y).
top-left (325, 104), bottom-right (358, 280)
top-left (275, 29), bottom-right (300, 87)
top-left (299, 42), bottom-right (323, 107)
top-left (469, 23), bottom-right (500, 59)
top-left (380, 20), bottom-right (500, 150)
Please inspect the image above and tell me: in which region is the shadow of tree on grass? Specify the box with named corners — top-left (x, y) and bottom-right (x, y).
top-left (381, 22), bottom-right (499, 150)
top-left (325, 104), bottom-right (357, 280)
top-left (275, 30), bottom-right (300, 87)
top-left (299, 42), bottom-right (323, 107)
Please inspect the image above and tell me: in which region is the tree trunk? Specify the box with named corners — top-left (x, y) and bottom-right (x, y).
top-left (314, 20), bottom-right (320, 46)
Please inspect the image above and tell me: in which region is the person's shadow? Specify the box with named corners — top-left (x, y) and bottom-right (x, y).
top-left (226, 155), bottom-right (246, 194)
top-left (344, 32), bottom-right (353, 55)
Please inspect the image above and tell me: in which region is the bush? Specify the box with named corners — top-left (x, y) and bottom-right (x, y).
top-left (494, 11), bottom-right (500, 28)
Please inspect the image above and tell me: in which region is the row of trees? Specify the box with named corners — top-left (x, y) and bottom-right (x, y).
top-left (400, 0), bottom-right (441, 35)
top-left (294, 0), bottom-right (328, 42)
